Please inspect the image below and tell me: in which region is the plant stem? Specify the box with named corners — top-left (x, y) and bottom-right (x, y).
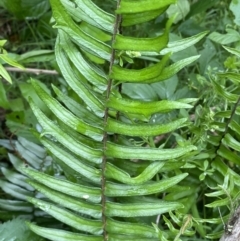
top-left (5, 66), bottom-right (58, 75)
top-left (101, 1), bottom-right (122, 239)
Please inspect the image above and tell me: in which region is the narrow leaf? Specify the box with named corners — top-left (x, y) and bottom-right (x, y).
top-left (50, 0), bottom-right (111, 60)
top-left (59, 31), bottom-right (108, 91)
top-left (105, 173), bottom-right (188, 196)
top-left (110, 54), bottom-right (170, 82)
top-left (107, 96), bottom-right (193, 117)
top-left (31, 79), bottom-right (103, 141)
top-left (28, 198), bottom-right (103, 234)
top-left (160, 31), bottom-right (209, 55)
top-left (29, 100), bottom-right (103, 164)
top-left (106, 118), bottom-right (188, 136)
top-left (114, 18), bottom-right (173, 52)
top-left (106, 201), bottom-right (183, 217)
top-left (55, 36), bottom-right (104, 117)
top-left (28, 181), bottom-right (102, 218)
top-left (105, 162), bottom-right (165, 184)
top-left (41, 137), bottom-right (101, 183)
top-left (28, 223), bottom-right (103, 241)
top-left (116, 0), bottom-right (176, 14)
top-left (21, 166), bottom-right (101, 203)
top-left (106, 219), bottom-right (157, 238)
top-left (106, 142), bottom-right (197, 161)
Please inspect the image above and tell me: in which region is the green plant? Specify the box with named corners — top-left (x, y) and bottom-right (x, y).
top-left (12, 0), bottom-right (213, 240)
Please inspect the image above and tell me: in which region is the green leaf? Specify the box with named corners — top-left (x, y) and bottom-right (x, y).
top-left (28, 223), bottom-right (103, 241)
top-left (105, 173), bottom-right (188, 196)
top-left (40, 137), bottom-right (101, 183)
top-left (0, 199), bottom-right (33, 212)
top-left (208, 29), bottom-right (240, 45)
top-left (116, 0), bottom-right (176, 14)
top-left (0, 218), bottom-right (43, 241)
top-left (50, 0), bottom-right (111, 60)
top-left (105, 162), bottom-right (165, 184)
top-left (107, 96), bottom-right (193, 117)
top-left (110, 54), bottom-right (170, 82)
top-left (105, 201), bottom-right (183, 217)
top-left (0, 80), bottom-right (10, 108)
top-left (0, 63), bottom-right (12, 84)
top-left (29, 99), bottom-right (103, 164)
top-left (1, 0), bottom-right (50, 19)
top-left (21, 166), bottom-right (101, 203)
top-left (28, 181), bottom-right (102, 218)
top-left (114, 18), bottom-right (172, 52)
top-left (106, 142), bottom-right (197, 160)
top-left (223, 46), bottom-right (240, 58)
top-left (59, 31), bottom-right (108, 91)
top-left (0, 180), bottom-right (34, 201)
top-left (52, 85), bottom-right (102, 124)
top-left (28, 197), bottom-right (103, 234)
top-left (106, 219), bottom-right (157, 238)
top-left (61, 0), bottom-right (114, 32)
top-left (0, 54), bottom-right (24, 69)
top-left (55, 36), bottom-right (104, 117)
top-left (106, 118), bottom-right (188, 136)
top-left (212, 79), bottom-right (239, 102)
top-left (160, 31), bottom-right (209, 55)
top-left (31, 78), bottom-right (104, 141)
top-left (230, 0), bottom-right (240, 26)
top-left (222, 133), bottom-right (240, 152)
top-left (166, 0), bottom-right (190, 23)
top-left (1, 167), bottom-right (34, 191)
top-left (122, 7), bottom-right (167, 26)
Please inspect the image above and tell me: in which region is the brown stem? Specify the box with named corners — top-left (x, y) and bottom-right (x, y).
top-left (101, 1), bottom-right (122, 240)
top-left (5, 66), bottom-right (58, 75)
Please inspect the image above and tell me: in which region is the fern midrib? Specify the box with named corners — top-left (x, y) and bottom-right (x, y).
top-left (101, 0), bottom-right (122, 239)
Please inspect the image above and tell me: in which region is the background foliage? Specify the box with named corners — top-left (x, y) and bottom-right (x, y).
top-left (1, 0), bottom-right (240, 240)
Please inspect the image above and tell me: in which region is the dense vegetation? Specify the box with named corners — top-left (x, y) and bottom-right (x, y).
top-left (1, 0), bottom-right (240, 240)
